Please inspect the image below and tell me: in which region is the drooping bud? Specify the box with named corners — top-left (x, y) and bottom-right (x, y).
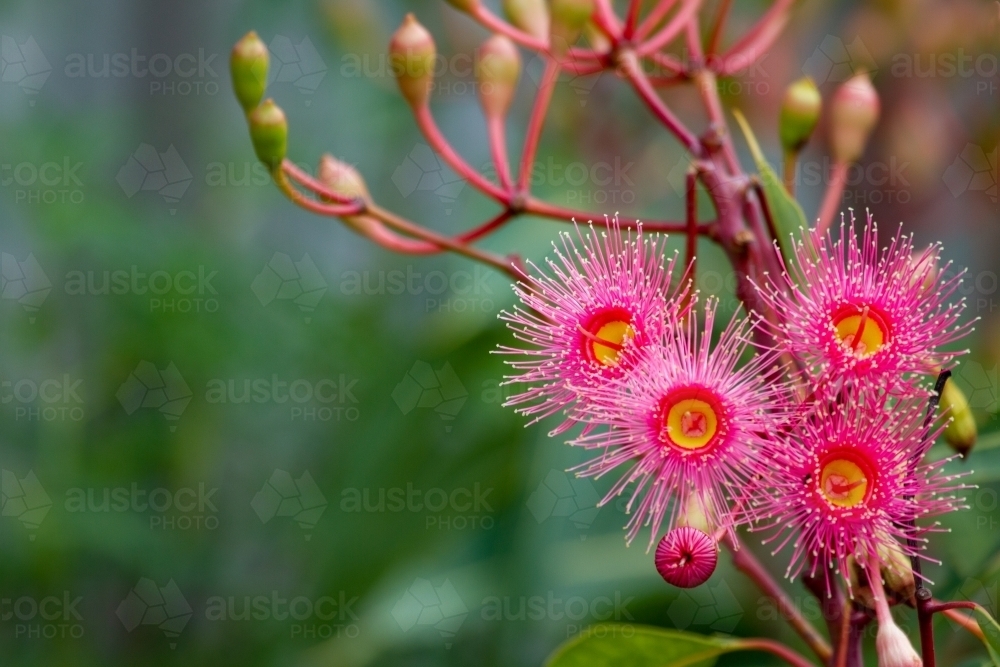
top-left (849, 541), bottom-right (916, 610)
top-left (549, 0), bottom-right (595, 56)
top-left (247, 99), bottom-right (287, 168)
top-left (503, 0), bottom-right (550, 42)
top-left (443, 0), bottom-right (479, 14)
top-left (389, 14), bottom-right (437, 108)
top-left (829, 72), bottom-right (880, 163)
top-left (476, 35), bottom-right (521, 118)
top-left (941, 377), bottom-right (977, 457)
top-left (231, 31), bottom-right (269, 112)
top-left (875, 617), bottom-right (921, 667)
top-left (779, 77), bottom-right (821, 154)
top-left (655, 527), bottom-right (717, 588)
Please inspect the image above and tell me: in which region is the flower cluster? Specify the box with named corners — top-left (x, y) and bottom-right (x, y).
top-left (500, 212), bottom-right (971, 600)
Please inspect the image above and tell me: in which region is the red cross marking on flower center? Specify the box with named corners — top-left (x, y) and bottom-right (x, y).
top-left (681, 410), bottom-right (707, 438)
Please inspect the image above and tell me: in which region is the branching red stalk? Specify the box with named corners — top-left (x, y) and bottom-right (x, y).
top-left (412, 104), bottom-right (508, 201)
top-left (725, 535), bottom-right (833, 662)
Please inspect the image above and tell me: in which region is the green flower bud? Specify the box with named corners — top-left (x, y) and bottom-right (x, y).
top-left (389, 14), bottom-right (437, 108)
top-left (779, 77), bottom-right (821, 154)
top-left (476, 35), bottom-right (521, 118)
top-left (829, 72), bottom-right (880, 163)
top-left (941, 377), bottom-right (977, 457)
top-left (848, 540), bottom-right (915, 610)
top-left (503, 0), bottom-right (550, 42)
top-left (248, 99), bottom-right (287, 169)
top-left (231, 31), bottom-right (269, 112)
top-left (550, 0), bottom-right (595, 56)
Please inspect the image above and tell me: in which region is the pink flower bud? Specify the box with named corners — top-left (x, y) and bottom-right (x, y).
top-left (476, 35), bottom-right (521, 119)
top-left (389, 14), bottom-right (437, 108)
top-left (655, 527), bottom-right (717, 588)
top-left (875, 617), bottom-right (921, 667)
top-left (829, 72), bottom-right (880, 163)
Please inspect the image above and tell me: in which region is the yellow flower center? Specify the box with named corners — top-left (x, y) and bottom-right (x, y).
top-left (832, 304), bottom-right (890, 358)
top-left (657, 389), bottom-right (726, 452)
top-left (591, 320), bottom-right (635, 366)
top-left (818, 453), bottom-right (871, 508)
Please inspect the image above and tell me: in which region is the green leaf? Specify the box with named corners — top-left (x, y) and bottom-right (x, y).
top-left (731, 109), bottom-right (809, 259)
top-left (545, 625), bottom-right (739, 667)
top-left (972, 605), bottom-right (1000, 666)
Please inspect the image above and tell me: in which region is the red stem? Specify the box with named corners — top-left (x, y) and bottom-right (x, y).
top-left (725, 535), bottom-right (833, 662)
top-left (623, 0), bottom-right (642, 39)
top-left (637, 0), bottom-right (704, 56)
top-left (635, 0), bottom-right (679, 41)
top-left (517, 58), bottom-right (560, 191)
top-left (619, 50), bottom-right (701, 155)
top-left (412, 104), bottom-right (508, 201)
top-left (816, 160), bottom-right (849, 234)
top-left (706, 0), bottom-right (734, 55)
top-left (487, 114), bottom-right (513, 192)
top-left (735, 639), bottom-right (818, 667)
top-left (716, 0), bottom-right (795, 76)
top-left (523, 197), bottom-right (702, 232)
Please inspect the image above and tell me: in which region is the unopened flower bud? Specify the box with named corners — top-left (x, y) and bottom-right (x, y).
top-left (389, 14), bottom-right (436, 108)
top-left (476, 35), bottom-right (521, 118)
top-left (875, 617), bottom-right (921, 667)
top-left (318, 154), bottom-right (370, 204)
top-left (829, 72), bottom-right (880, 163)
top-left (503, 0), bottom-right (550, 42)
top-left (655, 527), bottom-right (717, 588)
top-left (941, 378), bottom-right (977, 457)
top-left (247, 99), bottom-right (287, 169)
top-left (231, 31), bottom-right (269, 112)
top-left (549, 0), bottom-right (595, 56)
top-left (779, 77), bottom-right (821, 154)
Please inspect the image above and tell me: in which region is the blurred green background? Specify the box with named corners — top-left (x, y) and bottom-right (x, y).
top-left (0, 0), bottom-right (997, 665)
